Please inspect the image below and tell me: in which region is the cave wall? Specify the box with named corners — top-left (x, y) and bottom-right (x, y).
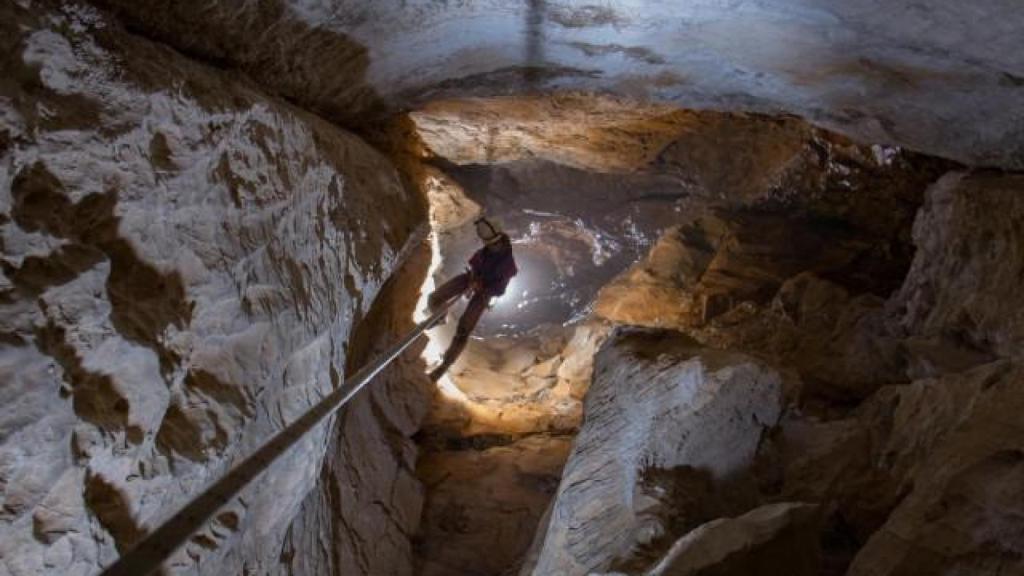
top-left (527, 168), bottom-right (1024, 575)
top-left (0, 2), bottom-right (425, 574)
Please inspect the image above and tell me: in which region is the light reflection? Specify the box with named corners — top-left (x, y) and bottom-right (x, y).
top-left (414, 230), bottom-right (447, 368)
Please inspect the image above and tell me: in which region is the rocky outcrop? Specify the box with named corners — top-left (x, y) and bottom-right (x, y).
top-left (412, 95), bottom-right (701, 173)
top-left (891, 172), bottom-right (1024, 365)
top-left (0, 3), bottom-right (424, 575)
top-left (845, 361), bottom-right (1024, 575)
top-left (595, 213), bottom-right (878, 331)
top-left (523, 329), bottom-right (783, 576)
top-left (638, 502), bottom-right (822, 576)
top-left (566, 165), bottom-right (1024, 576)
top-left (743, 173), bottom-right (1024, 573)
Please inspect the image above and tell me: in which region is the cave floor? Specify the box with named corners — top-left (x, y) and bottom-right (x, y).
top-left (411, 322), bottom-right (603, 575)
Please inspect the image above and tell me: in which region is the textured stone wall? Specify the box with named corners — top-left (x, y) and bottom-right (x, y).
top-left (97, 0), bottom-right (1024, 169)
top-left (0, 2), bottom-right (424, 575)
top-left (524, 329), bottom-right (784, 575)
top-left (543, 171), bottom-right (1024, 575)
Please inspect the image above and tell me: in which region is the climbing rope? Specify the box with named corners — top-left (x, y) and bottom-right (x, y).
top-left (98, 298), bottom-right (456, 576)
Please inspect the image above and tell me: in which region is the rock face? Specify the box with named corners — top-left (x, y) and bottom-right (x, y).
top-left (642, 502), bottom-right (822, 576)
top-left (0, 3), bottom-right (424, 575)
top-left (845, 361), bottom-right (1024, 576)
top-left (416, 434), bottom-right (574, 576)
top-left (892, 172), bottom-right (1024, 362)
top-left (524, 329), bottom-right (783, 576)
top-left (100, 0), bottom-right (1024, 168)
top-left (412, 95), bottom-right (704, 173)
top-left (277, 240), bottom-right (434, 576)
top-left (427, 103), bottom-right (950, 336)
top-left (536, 170), bottom-right (1024, 573)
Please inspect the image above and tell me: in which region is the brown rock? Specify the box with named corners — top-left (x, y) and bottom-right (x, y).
top-left (846, 361), bottom-right (1024, 576)
top-left (892, 172), bottom-right (1024, 362)
top-left (0, 3), bottom-right (424, 574)
top-left (416, 434), bottom-right (573, 576)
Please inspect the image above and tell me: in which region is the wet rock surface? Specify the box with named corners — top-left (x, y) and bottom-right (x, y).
top-left (0, 2), bottom-right (423, 575)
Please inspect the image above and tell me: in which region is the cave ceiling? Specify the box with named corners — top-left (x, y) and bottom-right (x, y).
top-left (101, 0), bottom-right (1024, 169)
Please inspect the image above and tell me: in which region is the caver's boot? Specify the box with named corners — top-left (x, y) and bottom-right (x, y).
top-left (428, 360), bottom-right (451, 382)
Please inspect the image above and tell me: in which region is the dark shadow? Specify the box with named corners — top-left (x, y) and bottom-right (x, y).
top-left (524, 0), bottom-right (547, 88)
top-left (84, 472), bottom-right (149, 554)
top-left (91, 0), bottom-right (389, 131)
top-left (10, 162), bottom-right (191, 377)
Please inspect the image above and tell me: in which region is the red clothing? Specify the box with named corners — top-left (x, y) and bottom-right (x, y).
top-left (467, 235), bottom-right (517, 297)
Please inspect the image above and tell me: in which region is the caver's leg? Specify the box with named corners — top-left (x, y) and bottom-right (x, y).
top-left (429, 290), bottom-right (489, 381)
top-left (428, 273), bottom-right (470, 312)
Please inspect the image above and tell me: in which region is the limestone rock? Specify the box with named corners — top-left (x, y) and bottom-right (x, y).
top-left (594, 212), bottom-right (875, 330)
top-left (412, 95), bottom-right (706, 173)
top-left (524, 328), bottom-right (783, 576)
top-left (416, 434), bottom-right (574, 576)
top-left (423, 322), bottom-right (609, 438)
top-left (892, 172), bottom-right (1024, 363)
top-left (640, 502), bottom-right (821, 576)
top-left (0, 3), bottom-right (423, 575)
top-left (430, 106), bottom-right (948, 338)
top-left (845, 360), bottom-right (1024, 576)
top-left (90, 0), bottom-right (1024, 168)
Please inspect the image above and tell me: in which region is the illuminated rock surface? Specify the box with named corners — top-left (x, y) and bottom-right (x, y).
top-left (2, 1), bottom-right (1023, 576)
top-left (98, 0), bottom-right (1024, 168)
top-left (0, 3), bottom-right (423, 575)
top-left (522, 329), bottom-right (784, 575)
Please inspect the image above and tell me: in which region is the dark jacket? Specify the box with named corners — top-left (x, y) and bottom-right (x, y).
top-left (468, 235), bottom-right (517, 297)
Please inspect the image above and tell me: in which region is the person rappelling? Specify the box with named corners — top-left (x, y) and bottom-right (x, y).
top-left (427, 216), bottom-right (518, 381)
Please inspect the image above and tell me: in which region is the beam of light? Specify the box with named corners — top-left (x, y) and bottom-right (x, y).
top-left (413, 229), bottom-right (448, 369)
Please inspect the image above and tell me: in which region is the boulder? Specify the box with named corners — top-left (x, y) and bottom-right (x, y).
top-left (524, 328), bottom-right (783, 575)
top-left (846, 361), bottom-right (1024, 576)
top-left (642, 502), bottom-right (821, 576)
top-left (892, 172), bottom-right (1024, 363)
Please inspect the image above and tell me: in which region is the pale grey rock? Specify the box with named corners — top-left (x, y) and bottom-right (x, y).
top-left (100, 0), bottom-right (1024, 168)
top-left (643, 502), bottom-right (821, 576)
top-left (525, 328), bottom-right (783, 576)
top-left (0, 3), bottom-right (423, 575)
top-left (273, 239), bottom-right (434, 576)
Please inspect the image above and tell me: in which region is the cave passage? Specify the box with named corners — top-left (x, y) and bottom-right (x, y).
top-left (3, 3), bottom-right (1024, 576)
top-left (405, 95), bottom-right (958, 576)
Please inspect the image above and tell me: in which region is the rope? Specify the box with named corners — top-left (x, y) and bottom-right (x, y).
top-left (98, 298), bottom-right (456, 576)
